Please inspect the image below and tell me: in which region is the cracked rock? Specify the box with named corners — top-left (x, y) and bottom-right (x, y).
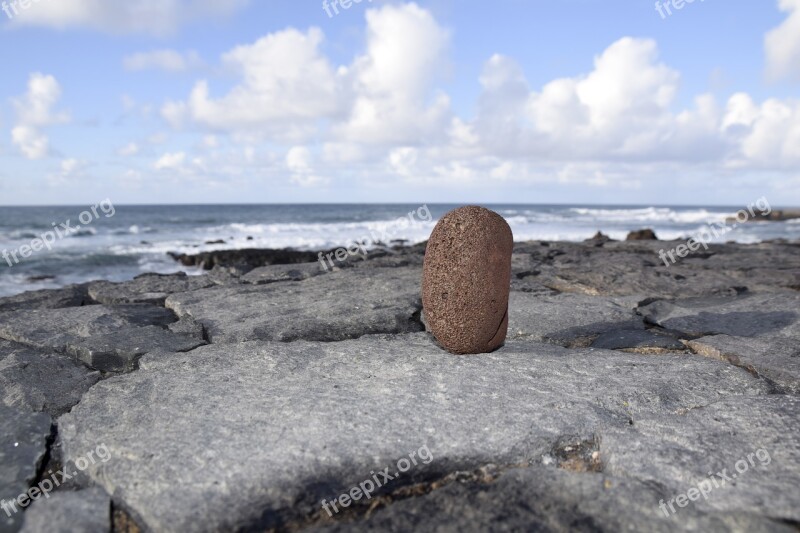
top-left (0, 405), bottom-right (51, 533)
top-left (58, 334), bottom-right (770, 532)
top-left (87, 272), bottom-right (220, 306)
top-left (686, 334), bottom-right (800, 393)
top-left (0, 340), bottom-right (100, 417)
top-left (638, 292), bottom-right (800, 340)
top-left (165, 267), bottom-right (423, 343)
top-left (508, 292), bottom-right (644, 347)
top-left (312, 465), bottom-right (792, 533)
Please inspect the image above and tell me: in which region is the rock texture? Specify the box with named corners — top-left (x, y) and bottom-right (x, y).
top-left (1, 236), bottom-right (799, 532)
top-left (20, 487), bottom-right (110, 533)
top-left (0, 406), bottom-right (51, 533)
top-left (422, 206), bottom-right (513, 354)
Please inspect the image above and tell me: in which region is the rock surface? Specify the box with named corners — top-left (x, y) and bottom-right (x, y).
top-left (58, 334), bottom-right (776, 532)
top-left (165, 267), bottom-right (423, 343)
top-left (1, 237), bottom-right (799, 531)
top-left (0, 406), bottom-right (51, 533)
top-left (422, 206), bottom-right (513, 354)
top-left (686, 334), bottom-right (799, 393)
top-left (20, 487), bottom-right (110, 533)
top-left (0, 340), bottom-right (100, 417)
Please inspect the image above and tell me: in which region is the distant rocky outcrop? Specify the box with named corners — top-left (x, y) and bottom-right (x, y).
top-left (626, 228), bottom-right (658, 240)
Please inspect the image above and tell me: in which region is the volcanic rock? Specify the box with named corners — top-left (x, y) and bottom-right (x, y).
top-left (422, 206), bottom-right (513, 354)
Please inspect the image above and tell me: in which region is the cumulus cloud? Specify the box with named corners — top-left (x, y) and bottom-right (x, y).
top-left (287, 146), bottom-right (329, 187)
top-left (119, 142), bottom-right (140, 156)
top-left (154, 151), bottom-right (187, 171)
top-left (124, 50), bottom-right (204, 72)
top-left (162, 27), bottom-right (341, 137)
top-left (7, 0), bottom-right (249, 35)
top-left (162, 3), bottom-right (451, 146)
top-left (152, 3), bottom-right (798, 191)
top-left (333, 2), bottom-right (452, 145)
top-left (11, 73), bottom-right (69, 159)
top-left (765, 0), bottom-right (800, 81)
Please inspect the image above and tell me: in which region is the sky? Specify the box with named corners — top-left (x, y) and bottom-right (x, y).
top-left (0, 0), bottom-right (798, 206)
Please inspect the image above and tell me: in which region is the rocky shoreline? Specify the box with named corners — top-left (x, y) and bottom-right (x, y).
top-left (1, 237), bottom-right (799, 532)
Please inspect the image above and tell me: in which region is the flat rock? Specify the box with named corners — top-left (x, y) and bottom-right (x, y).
top-left (165, 267), bottom-right (423, 343)
top-left (508, 292), bottom-right (644, 347)
top-left (591, 328), bottom-right (686, 353)
top-left (0, 285), bottom-right (90, 313)
top-left (510, 241), bottom-right (760, 298)
top-left (0, 405), bottom-right (51, 533)
top-left (240, 262), bottom-right (326, 285)
top-left (686, 334), bottom-right (800, 393)
top-left (87, 273), bottom-right (218, 306)
top-left (20, 487), bottom-right (110, 533)
top-left (314, 465), bottom-right (790, 533)
top-left (67, 325), bottom-right (205, 373)
top-left (0, 340), bottom-right (100, 417)
top-left (422, 206), bottom-right (513, 354)
top-left (58, 334), bottom-right (773, 532)
top-left (0, 305), bottom-right (176, 351)
top-left (638, 292), bottom-right (800, 340)
top-left (601, 395), bottom-right (800, 522)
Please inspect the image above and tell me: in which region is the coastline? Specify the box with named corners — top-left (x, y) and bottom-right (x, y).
top-left (1, 235), bottom-right (799, 531)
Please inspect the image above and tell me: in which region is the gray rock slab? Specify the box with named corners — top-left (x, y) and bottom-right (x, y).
top-left (87, 273), bottom-right (218, 306)
top-left (0, 285), bottom-right (90, 313)
top-left (0, 340), bottom-right (100, 417)
top-left (66, 325), bottom-right (205, 373)
top-left (20, 487), bottom-right (110, 533)
top-left (0, 305), bottom-right (177, 352)
top-left (638, 292), bottom-right (800, 340)
top-left (240, 262), bottom-right (327, 285)
top-left (0, 406), bottom-right (51, 533)
top-left (313, 465), bottom-right (791, 533)
top-left (508, 240), bottom-right (800, 298)
top-left (508, 292), bottom-right (644, 347)
top-left (601, 395), bottom-right (800, 522)
top-left (591, 329), bottom-right (686, 352)
top-left (686, 334), bottom-right (800, 394)
top-left (510, 241), bottom-right (749, 298)
top-left (165, 267), bottom-right (423, 343)
top-left (58, 334), bottom-right (773, 532)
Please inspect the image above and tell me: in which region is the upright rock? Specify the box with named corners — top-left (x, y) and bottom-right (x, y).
top-left (422, 206), bottom-right (513, 354)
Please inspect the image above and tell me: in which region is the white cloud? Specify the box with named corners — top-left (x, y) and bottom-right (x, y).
top-left (48, 158), bottom-right (88, 185)
top-left (8, 0), bottom-right (249, 35)
top-left (154, 151), bottom-right (187, 171)
top-left (287, 146), bottom-right (329, 187)
top-left (765, 0), bottom-right (800, 81)
top-left (150, 5), bottom-right (799, 194)
top-left (119, 142), bottom-right (140, 156)
top-left (124, 50), bottom-right (204, 72)
top-left (333, 3), bottom-right (452, 145)
top-left (162, 27), bottom-right (341, 137)
top-left (11, 73), bottom-right (69, 159)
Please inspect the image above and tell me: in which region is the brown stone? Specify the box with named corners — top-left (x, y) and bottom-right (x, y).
top-left (422, 206), bottom-right (513, 354)
top-left (626, 228), bottom-right (658, 241)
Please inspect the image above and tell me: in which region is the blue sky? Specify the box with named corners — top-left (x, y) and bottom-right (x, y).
top-left (0, 0), bottom-right (798, 206)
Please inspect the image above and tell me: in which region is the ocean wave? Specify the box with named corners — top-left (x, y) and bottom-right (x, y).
top-left (568, 207), bottom-right (727, 224)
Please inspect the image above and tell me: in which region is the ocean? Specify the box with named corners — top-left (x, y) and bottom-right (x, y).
top-left (1, 203), bottom-right (798, 297)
